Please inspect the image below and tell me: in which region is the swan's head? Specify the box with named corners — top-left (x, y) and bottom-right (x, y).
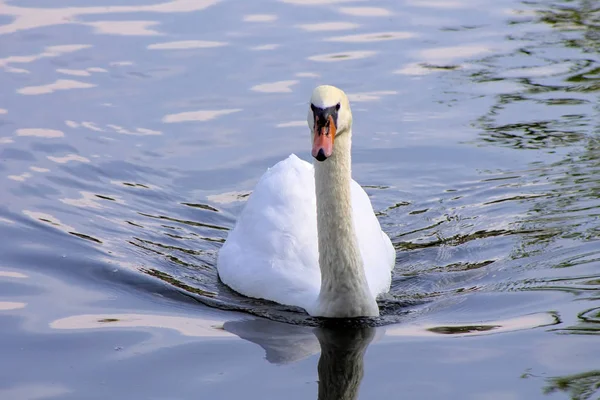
top-left (307, 85), bottom-right (352, 162)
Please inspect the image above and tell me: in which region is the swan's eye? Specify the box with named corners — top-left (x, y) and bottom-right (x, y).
top-left (311, 103), bottom-right (317, 112)
top-left (335, 103), bottom-right (341, 111)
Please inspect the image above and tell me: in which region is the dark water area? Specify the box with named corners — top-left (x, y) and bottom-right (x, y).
top-left (1, 0), bottom-right (599, 398)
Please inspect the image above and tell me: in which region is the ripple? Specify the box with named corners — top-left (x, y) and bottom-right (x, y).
top-left (308, 50), bottom-right (376, 62)
top-left (23, 210), bottom-right (75, 232)
top-left (347, 90), bottom-right (397, 102)
top-left (60, 191), bottom-right (125, 210)
top-left (251, 80), bottom-right (298, 93)
top-left (0, 0), bottom-right (220, 35)
top-left (17, 79), bottom-right (96, 96)
top-left (56, 69), bottom-right (91, 77)
top-left (81, 122), bottom-right (103, 131)
top-left (207, 191), bottom-right (251, 204)
top-left (499, 63), bottom-right (573, 78)
top-left (86, 20), bottom-right (162, 36)
top-left (0, 44), bottom-right (91, 70)
top-left (162, 109), bottom-right (241, 123)
top-left (0, 217), bottom-right (14, 225)
top-left (276, 121), bottom-right (306, 128)
top-left (394, 62), bottom-right (443, 75)
top-left (4, 66), bottom-right (29, 74)
top-left (0, 302), bottom-right (26, 311)
top-left (417, 44), bottom-right (493, 63)
top-left (47, 154), bottom-right (90, 164)
top-left (296, 72), bottom-right (320, 77)
top-left (243, 14), bottom-right (277, 22)
top-left (106, 125), bottom-right (162, 136)
top-left (338, 7), bottom-right (392, 17)
top-left (110, 61), bottom-right (134, 66)
top-left (296, 22), bottom-right (360, 32)
top-left (0, 384), bottom-right (71, 400)
top-left (147, 40), bottom-right (227, 50)
top-left (30, 166), bottom-right (49, 173)
top-left (405, 0), bottom-right (473, 8)
top-left (16, 129), bottom-right (64, 138)
top-left (0, 271), bottom-right (28, 279)
top-left (8, 172), bottom-right (32, 182)
top-left (87, 67), bottom-right (108, 73)
top-left (386, 313), bottom-right (557, 337)
top-left (138, 212), bottom-right (228, 231)
top-left (249, 44), bottom-right (279, 51)
top-left (281, 0), bottom-right (364, 4)
top-left (327, 31), bottom-right (416, 43)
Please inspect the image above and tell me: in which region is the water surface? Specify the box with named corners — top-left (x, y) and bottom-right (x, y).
top-left (1, 0), bottom-right (599, 398)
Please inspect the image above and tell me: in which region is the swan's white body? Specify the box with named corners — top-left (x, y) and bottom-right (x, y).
top-left (217, 154), bottom-right (395, 315)
top-left (216, 85), bottom-right (396, 317)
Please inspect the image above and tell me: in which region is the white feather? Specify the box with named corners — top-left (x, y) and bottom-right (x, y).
top-left (216, 153), bottom-right (395, 315)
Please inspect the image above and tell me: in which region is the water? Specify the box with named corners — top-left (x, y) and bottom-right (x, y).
top-left (1, 0), bottom-right (599, 398)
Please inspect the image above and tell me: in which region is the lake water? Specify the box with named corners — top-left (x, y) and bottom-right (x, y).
top-left (1, 0), bottom-right (599, 398)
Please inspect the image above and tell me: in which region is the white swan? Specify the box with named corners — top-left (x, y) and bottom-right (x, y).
top-left (216, 85), bottom-right (396, 318)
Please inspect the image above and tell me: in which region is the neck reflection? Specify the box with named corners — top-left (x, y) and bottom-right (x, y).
top-left (316, 325), bottom-right (375, 400)
top-left (222, 319), bottom-right (376, 400)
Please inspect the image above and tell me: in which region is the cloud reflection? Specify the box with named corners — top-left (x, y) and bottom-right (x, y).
top-left (395, 44), bottom-right (494, 75)
top-left (0, 271), bottom-right (28, 278)
top-left (249, 44), bottom-right (279, 51)
top-left (0, 302), bottom-right (26, 310)
top-left (207, 191), bottom-right (251, 204)
top-left (385, 313), bottom-right (557, 338)
top-left (243, 14), bottom-right (277, 22)
top-left (251, 80), bottom-right (298, 93)
top-left (276, 121), bottom-right (306, 128)
top-left (17, 79), bottom-right (96, 95)
top-left (405, 0), bottom-right (472, 8)
top-left (0, 45), bottom-right (91, 71)
top-left (47, 154), bottom-right (90, 164)
top-left (338, 7), bottom-right (391, 17)
top-left (418, 44), bottom-right (492, 63)
top-left (147, 40), bottom-right (227, 50)
top-left (162, 109), bottom-right (241, 123)
top-left (308, 50), bottom-right (376, 62)
top-left (16, 129), bottom-right (64, 138)
top-left (87, 67), bottom-right (108, 73)
top-left (8, 172), bottom-right (32, 182)
top-left (56, 69), bottom-right (91, 77)
top-left (60, 191), bottom-right (125, 210)
top-left (23, 210), bottom-right (75, 232)
top-left (327, 31), bottom-right (416, 42)
top-left (297, 22), bottom-right (360, 32)
top-left (0, 0), bottom-right (220, 35)
top-left (281, 0), bottom-right (365, 4)
top-left (347, 90), bottom-right (397, 102)
top-left (86, 20), bottom-right (162, 36)
top-left (51, 313), bottom-right (237, 338)
top-left (30, 166), bottom-right (50, 173)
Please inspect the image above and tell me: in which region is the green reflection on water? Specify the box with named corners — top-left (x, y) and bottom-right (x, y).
top-left (544, 370), bottom-right (600, 400)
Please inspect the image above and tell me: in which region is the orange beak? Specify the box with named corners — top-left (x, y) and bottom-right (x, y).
top-left (312, 114), bottom-right (336, 162)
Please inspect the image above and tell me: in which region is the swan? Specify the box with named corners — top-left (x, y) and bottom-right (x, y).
top-left (216, 85), bottom-right (396, 318)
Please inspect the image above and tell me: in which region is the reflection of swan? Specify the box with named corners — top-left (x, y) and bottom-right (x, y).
top-left (217, 85), bottom-right (396, 318)
top-left (315, 326), bottom-right (374, 400)
top-left (223, 318), bottom-right (375, 400)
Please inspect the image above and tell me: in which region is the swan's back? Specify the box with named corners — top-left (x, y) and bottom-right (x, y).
top-left (217, 154), bottom-right (395, 313)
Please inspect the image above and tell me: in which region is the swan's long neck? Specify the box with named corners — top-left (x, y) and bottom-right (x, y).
top-left (313, 131), bottom-right (379, 317)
